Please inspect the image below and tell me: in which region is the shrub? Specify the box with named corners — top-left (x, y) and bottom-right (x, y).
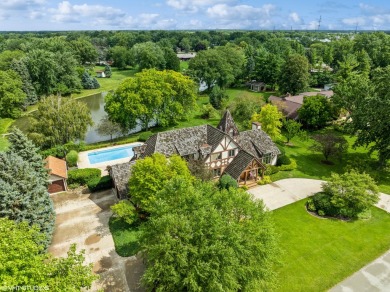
top-left (278, 159), bottom-right (297, 171)
top-left (240, 185), bottom-right (248, 191)
top-left (68, 183), bottom-right (80, 189)
top-left (306, 198), bottom-right (316, 212)
top-left (111, 200), bottom-right (138, 225)
top-left (139, 131), bottom-right (153, 142)
top-left (258, 175), bottom-right (272, 185)
top-left (68, 168), bottom-right (101, 185)
top-left (265, 165), bottom-right (279, 176)
top-left (66, 150), bottom-right (78, 167)
top-left (277, 155), bottom-right (291, 166)
top-left (318, 210), bottom-right (325, 216)
top-left (311, 192), bottom-right (338, 217)
top-left (87, 175), bottom-right (113, 192)
top-left (201, 103), bottom-right (218, 119)
top-left (218, 174), bottom-right (238, 190)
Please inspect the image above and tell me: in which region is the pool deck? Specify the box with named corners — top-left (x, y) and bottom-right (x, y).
top-left (78, 142), bottom-right (142, 175)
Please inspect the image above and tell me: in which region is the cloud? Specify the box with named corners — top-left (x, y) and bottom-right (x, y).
top-left (166, 0), bottom-right (233, 12)
top-left (289, 12), bottom-right (301, 23)
top-left (0, 0), bottom-right (45, 10)
top-left (48, 1), bottom-right (126, 24)
top-left (342, 17), bottom-right (366, 26)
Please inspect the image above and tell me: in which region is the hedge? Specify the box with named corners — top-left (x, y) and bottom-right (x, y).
top-left (87, 175), bottom-right (113, 192)
top-left (68, 168), bottom-right (101, 185)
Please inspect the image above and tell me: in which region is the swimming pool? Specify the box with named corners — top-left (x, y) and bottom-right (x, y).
top-left (88, 144), bottom-right (142, 164)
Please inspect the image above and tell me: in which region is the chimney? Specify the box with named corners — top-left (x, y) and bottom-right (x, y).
top-left (252, 122), bottom-right (262, 130)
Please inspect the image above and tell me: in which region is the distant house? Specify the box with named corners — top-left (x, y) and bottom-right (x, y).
top-left (177, 52), bottom-right (196, 61)
top-left (45, 156), bottom-right (68, 194)
top-left (269, 90), bottom-right (333, 120)
top-left (247, 81), bottom-right (266, 92)
top-left (109, 111), bottom-right (280, 198)
top-left (96, 71), bottom-right (106, 78)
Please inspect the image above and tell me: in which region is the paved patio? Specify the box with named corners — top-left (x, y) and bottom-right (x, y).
top-left (78, 142), bottom-right (142, 175)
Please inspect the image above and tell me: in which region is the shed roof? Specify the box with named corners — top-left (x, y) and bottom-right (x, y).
top-left (45, 156), bottom-right (67, 179)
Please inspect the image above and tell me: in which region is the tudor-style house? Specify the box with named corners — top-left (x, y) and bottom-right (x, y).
top-left (109, 111), bottom-right (280, 199)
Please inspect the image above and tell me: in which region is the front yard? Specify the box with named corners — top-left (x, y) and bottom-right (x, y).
top-left (273, 201), bottom-right (390, 291)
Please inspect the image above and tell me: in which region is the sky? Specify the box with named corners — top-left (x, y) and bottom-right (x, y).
top-left (0, 0), bottom-right (390, 31)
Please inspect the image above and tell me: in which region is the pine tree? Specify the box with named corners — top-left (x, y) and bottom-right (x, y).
top-left (7, 128), bottom-right (48, 185)
top-left (104, 64), bottom-right (112, 78)
top-left (0, 152), bottom-right (55, 249)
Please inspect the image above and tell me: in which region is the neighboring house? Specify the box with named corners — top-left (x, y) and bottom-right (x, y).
top-left (109, 111), bottom-right (280, 198)
top-left (96, 71), bottom-right (106, 78)
top-left (177, 52), bottom-right (196, 61)
top-left (269, 90), bottom-right (333, 120)
top-left (45, 156), bottom-right (68, 194)
top-left (247, 80), bottom-right (266, 92)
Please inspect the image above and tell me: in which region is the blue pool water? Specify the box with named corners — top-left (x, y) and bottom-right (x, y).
top-left (88, 144), bottom-right (142, 164)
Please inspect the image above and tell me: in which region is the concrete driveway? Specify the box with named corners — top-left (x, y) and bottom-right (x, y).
top-left (49, 189), bottom-right (145, 292)
top-left (247, 178), bottom-right (325, 210)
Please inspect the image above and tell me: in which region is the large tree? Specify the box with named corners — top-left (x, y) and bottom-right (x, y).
top-left (0, 151), bottom-right (54, 249)
top-left (310, 133), bottom-right (348, 163)
top-left (279, 54), bottom-right (310, 95)
top-left (0, 70), bottom-right (26, 118)
top-left (298, 95), bottom-right (336, 129)
top-left (251, 104), bottom-right (283, 140)
top-left (189, 45), bottom-right (245, 90)
top-left (0, 218), bottom-right (97, 289)
top-left (105, 69), bottom-right (197, 131)
top-left (128, 153), bottom-right (193, 213)
top-left (29, 96), bottom-right (93, 148)
top-left (130, 41), bottom-right (166, 71)
top-left (141, 177), bottom-right (279, 291)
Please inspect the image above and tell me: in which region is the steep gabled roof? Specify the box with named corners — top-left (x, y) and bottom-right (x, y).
top-left (45, 156), bottom-right (67, 179)
top-left (237, 129), bottom-right (281, 158)
top-left (223, 150), bottom-right (265, 180)
top-left (217, 110), bottom-right (239, 137)
top-left (108, 161), bottom-right (135, 198)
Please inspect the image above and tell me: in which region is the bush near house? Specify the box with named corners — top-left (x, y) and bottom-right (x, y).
top-left (87, 175), bottom-right (113, 192)
top-left (65, 150), bottom-right (78, 167)
top-left (138, 131), bottom-right (153, 142)
top-left (68, 168), bottom-right (101, 185)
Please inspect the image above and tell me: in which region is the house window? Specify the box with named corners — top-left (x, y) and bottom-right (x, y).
top-left (262, 154), bottom-right (272, 164)
top-left (211, 152), bottom-right (222, 161)
top-left (228, 149), bottom-right (236, 157)
top-left (212, 168), bottom-right (221, 177)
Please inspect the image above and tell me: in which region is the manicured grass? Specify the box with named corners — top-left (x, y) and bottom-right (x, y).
top-left (273, 202), bottom-right (390, 291)
top-left (0, 118), bottom-right (13, 151)
top-left (108, 217), bottom-right (143, 257)
top-left (180, 60), bottom-right (189, 72)
top-left (272, 132), bottom-right (390, 194)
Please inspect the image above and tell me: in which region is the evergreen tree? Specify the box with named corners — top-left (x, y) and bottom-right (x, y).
top-left (0, 152), bottom-right (55, 249)
top-left (81, 71), bottom-right (100, 89)
top-left (7, 128), bottom-right (48, 185)
top-left (104, 64), bottom-right (112, 78)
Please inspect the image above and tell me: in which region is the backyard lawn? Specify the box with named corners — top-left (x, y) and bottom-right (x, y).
top-left (272, 133), bottom-right (390, 194)
top-left (109, 217), bottom-right (143, 257)
top-left (273, 201), bottom-right (390, 291)
top-left (0, 118), bottom-right (13, 151)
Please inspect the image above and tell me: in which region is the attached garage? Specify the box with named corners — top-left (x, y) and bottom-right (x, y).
top-left (45, 156), bottom-right (68, 194)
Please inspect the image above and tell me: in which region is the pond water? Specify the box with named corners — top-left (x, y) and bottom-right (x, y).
top-left (78, 92), bottom-right (154, 144)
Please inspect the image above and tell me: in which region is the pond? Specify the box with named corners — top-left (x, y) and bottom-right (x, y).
top-left (13, 92), bottom-right (153, 144)
top-left (78, 92), bottom-right (154, 144)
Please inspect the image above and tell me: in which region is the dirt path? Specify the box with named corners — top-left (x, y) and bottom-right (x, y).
top-left (48, 189), bottom-right (145, 291)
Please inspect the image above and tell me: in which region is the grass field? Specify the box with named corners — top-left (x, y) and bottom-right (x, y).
top-left (273, 202), bottom-right (390, 291)
top-left (272, 133), bottom-right (390, 194)
top-left (0, 118), bottom-right (13, 151)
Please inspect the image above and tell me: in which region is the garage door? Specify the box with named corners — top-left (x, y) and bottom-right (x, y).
top-left (48, 180), bottom-right (66, 193)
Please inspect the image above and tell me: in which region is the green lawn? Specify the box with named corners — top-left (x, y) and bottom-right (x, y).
top-left (109, 217), bottom-right (143, 257)
top-left (180, 60), bottom-right (189, 72)
top-left (0, 118), bottom-right (13, 151)
top-left (273, 202), bottom-right (390, 291)
top-left (272, 133), bottom-right (390, 194)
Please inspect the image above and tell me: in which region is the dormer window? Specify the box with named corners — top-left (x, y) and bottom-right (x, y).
top-left (228, 149), bottom-right (236, 157)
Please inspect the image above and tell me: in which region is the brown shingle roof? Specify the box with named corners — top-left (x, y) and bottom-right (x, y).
top-left (223, 150), bottom-right (265, 180)
top-left (45, 156), bottom-right (67, 179)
